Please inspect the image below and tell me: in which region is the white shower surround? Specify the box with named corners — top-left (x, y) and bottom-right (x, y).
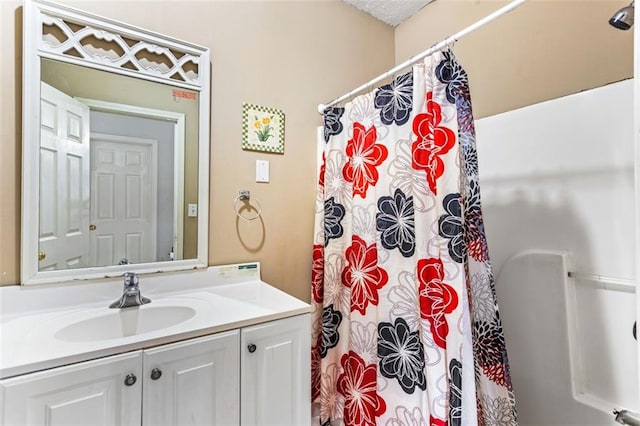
top-left (475, 79), bottom-right (639, 424)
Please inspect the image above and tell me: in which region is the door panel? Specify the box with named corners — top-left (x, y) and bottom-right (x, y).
top-left (240, 314), bottom-right (310, 426)
top-left (39, 82), bottom-right (90, 271)
top-left (90, 135), bottom-right (157, 266)
top-left (0, 352), bottom-right (142, 426)
top-left (143, 330), bottom-right (239, 426)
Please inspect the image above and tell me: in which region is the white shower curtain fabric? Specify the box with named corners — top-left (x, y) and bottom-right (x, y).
top-left (311, 50), bottom-right (517, 426)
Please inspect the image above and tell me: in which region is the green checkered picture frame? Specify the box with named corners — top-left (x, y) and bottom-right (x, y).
top-left (242, 103), bottom-right (285, 154)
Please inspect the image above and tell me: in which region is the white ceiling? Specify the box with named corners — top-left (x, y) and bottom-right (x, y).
top-left (343, 0), bottom-right (434, 27)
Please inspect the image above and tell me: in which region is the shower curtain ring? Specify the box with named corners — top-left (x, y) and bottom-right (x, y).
top-left (445, 36), bottom-right (457, 50)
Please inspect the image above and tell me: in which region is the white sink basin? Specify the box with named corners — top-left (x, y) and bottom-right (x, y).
top-left (54, 304), bottom-right (197, 342)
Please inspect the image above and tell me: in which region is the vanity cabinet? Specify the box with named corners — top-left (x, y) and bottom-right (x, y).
top-left (0, 314), bottom-right (309, 426)
top-left (143, 330), bottom-right (239, 426)
top-left (0, 351), bottom-right (142, 426)
top-left (240, 314), bottom-right (311, 425)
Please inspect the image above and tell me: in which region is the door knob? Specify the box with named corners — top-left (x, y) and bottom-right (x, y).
top-left (150, 368), bottom-right (162, 380)
top-left (89, 224), bottom-right (96, 231)
top-left (124, 373), bottom-right (137, 386)
top-left (38, 251), bottom-right (46, 261)
top-left (247, 344), bottom-right (257, 353)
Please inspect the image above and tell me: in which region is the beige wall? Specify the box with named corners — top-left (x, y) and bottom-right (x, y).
top-left (395, 0), bottom-right (633, 119)
top-left (0, 0), bottom-right (394, 302)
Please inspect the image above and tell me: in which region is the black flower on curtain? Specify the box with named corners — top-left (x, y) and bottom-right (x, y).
top-left (374, 71), bottom-right (413, 126)
top-left (463, 179), bottom-right (490, 262)
top-left (465, 179), bottom-right (481, 211)
top-left (323, 107), bottom-right (345, 142)
top-left (438, 193), bottom-right (463, 263)
top-left (320, 304), bottom-right (342, 358)
top-left (474, 318), bottom-right (505, 367)
top-left (376, 188), bottom-right (415, 257)
top-left (461, 138), bottom-right (479, 177)
top-left (449, 359), bottom-right (463, 426)
top-left (324, 197), bottom-right (345, 247)
top-left (435, 50), bottom-right (469, 105)
top-left (377, 317), bottom-right (427, 394)
top-left (473, 313), bottom-right (512, 388)
top-left (455, 95), bottom-right (475, 136)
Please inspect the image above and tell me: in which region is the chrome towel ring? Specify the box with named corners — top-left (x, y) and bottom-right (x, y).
top-left (233, 190), bottom-right (262, 221)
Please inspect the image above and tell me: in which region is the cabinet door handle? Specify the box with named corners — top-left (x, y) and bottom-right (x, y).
top-left (247, 343), bottom-right (257, 353)
top-left (124, 373), bottom-right (137, 386)
top-left (150, 368), bottom-right (162, 380)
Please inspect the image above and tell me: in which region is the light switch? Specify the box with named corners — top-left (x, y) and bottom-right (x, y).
top-left (188, 203), bottom-right (198, 217)
top-left (256, 160), bottom-right (269, 183)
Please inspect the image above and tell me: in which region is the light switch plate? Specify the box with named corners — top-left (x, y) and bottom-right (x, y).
top-left (187, 203), bottom-right (198, 217)
top-left (256, 160), bottom-right (269, 183)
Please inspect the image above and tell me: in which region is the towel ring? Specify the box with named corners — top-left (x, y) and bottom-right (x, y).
top-left (233, 190), bottom-right (262, 221)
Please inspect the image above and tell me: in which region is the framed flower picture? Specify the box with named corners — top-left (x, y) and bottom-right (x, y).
top-left (241, 103), bottom-right (285, 154)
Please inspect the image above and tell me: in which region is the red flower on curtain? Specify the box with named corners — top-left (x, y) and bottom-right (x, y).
top-left (311, 335), bottom-right (322, 401)
top-left (342, 122), bottom-right (388, 198)
top-left (430, 416), bottom-right (447, 426)
top-left (312, 244), bottom-right (324, 304)
top-left (483, 362), bottom-right (509, 388)
top-left (319, 152), bottom-right (326, 188)
top-left (342, 236), bottom-right (388, 315)
top-left (412, 92), bottom-right (456, 195)
top-left (337, 351), bottom-right (386, 426)
top-left (417, 257), bottom-right (459, 349)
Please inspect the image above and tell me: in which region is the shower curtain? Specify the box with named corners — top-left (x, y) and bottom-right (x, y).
top-left (311, 50), bottom-right (517, 426)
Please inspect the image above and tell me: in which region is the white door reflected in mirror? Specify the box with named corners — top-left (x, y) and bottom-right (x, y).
top-left (39, 83), bottom-right (91, 271)
top-left (90, 134), bottom-right (158, 267)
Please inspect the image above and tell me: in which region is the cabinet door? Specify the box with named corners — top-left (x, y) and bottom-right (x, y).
top-left (0, 351), bottom-right (142, 426)
top-left (241, 314), bottom-right (311, 426)
top-left (143, 330), bottom-right (240, 426)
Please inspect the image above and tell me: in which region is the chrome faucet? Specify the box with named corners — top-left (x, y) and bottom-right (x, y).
top-left (109, 272), bottom-right (151, 309)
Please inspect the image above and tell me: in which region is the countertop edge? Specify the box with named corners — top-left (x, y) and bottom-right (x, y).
top-left (0, 307), bottom-right (311, 380)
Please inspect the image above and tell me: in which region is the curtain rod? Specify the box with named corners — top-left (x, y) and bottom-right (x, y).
top-left (317, 0), bottom-right (529, 114)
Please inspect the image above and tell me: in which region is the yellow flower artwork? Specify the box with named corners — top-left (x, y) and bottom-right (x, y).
top-left (254, 115), bottom-right (274, 142)
top-left (242, 103), bottom-right (285, 154)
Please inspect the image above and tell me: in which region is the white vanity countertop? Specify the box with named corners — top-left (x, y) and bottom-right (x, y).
top-left (0, 263), bottom-right (311, 379)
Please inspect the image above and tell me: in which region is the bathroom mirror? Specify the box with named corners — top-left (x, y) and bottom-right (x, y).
top-left (21, 0), bottom-right (210, 284)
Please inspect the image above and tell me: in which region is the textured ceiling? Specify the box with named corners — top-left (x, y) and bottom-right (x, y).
top-left (343, 0), bottom-right (433, 27)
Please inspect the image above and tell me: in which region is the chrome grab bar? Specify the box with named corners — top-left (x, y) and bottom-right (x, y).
top-left (614, 409), bottom-right (640, 426)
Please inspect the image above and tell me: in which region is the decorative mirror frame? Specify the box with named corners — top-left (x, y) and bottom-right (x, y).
top-left (22, 0), bottom-right (210, 284)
